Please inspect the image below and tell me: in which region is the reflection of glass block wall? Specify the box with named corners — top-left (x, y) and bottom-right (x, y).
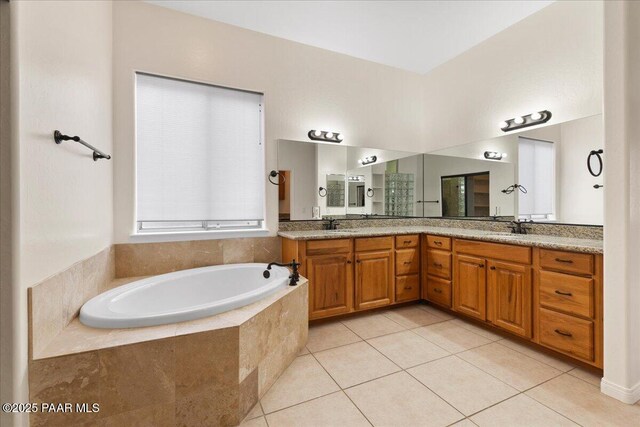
top-left (385, 173), bottom-right (414, 216)
top-left (326, 181), bottom-right (345, 207)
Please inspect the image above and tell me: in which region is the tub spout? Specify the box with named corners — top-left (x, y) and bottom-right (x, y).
top-left (264, 259), bottom-right (301, 286)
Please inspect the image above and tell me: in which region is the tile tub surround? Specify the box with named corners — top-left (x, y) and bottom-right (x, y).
top-left (28, 237), bottom-right (282, 360)
top-left (115, 237), bottom-right (282, 278)
top-left (278, 226), bottom-right (603, 254)
top-left (28, 246), bottom-right (115, 359)
top-left (278, 218), bottom-right (604, 240)
top-left (29, 280), bottom-right (308, 426)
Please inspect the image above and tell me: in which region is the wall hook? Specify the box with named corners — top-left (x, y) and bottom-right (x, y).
top-left (318, 187), bottom-right (327, 197)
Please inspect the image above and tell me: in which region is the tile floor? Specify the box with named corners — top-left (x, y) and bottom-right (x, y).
top-left (242, 303), bottom-right (640, 427)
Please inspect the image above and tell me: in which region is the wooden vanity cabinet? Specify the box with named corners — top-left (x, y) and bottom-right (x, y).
top-left (395, 235), bottom-right (420, 302)
top-left (355, 237), bottom-right (394, 310)
top-left (422, 235), bottom-right (453, 308)
top-left (534, 248), bottom-right (602, 367)
top-left (453, 254), bottom-right (487, 320)
top-left (453, 240), bottom-right (532, 338)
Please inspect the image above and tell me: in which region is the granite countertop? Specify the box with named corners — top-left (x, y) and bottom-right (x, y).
top-left (278, 226), bottom-right (603, 254)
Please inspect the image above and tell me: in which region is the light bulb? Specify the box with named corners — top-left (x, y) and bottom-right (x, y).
top-left (336, 133), bottom-right (343, 141)
top-left (358, 159), bottom-right (363, 164)
top-left (499, 121), bottom-right (509, 129)
top-left (514, 116), bottom-right (525, 125)
top-left (325, 132), bottom-right (334, 139)
top-left (531, 112), bottom-right (542, 120)
top-left (502, 153), bottom-right (508, 158)
top-left (313, 130), bottom-right (322, 137)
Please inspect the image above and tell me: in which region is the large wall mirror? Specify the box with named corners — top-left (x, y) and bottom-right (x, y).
top-left (277, 113), bottom-right (603, 225)
top-left (426, 113), bottom-right (603, 225)
top-left (277, 140), bottom-right (421, 220)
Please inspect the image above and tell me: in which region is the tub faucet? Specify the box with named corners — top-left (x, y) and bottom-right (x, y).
top-left (263, 260), bottom-right (301, 286)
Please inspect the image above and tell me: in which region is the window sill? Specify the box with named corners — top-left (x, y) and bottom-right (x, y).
top-left (128, 227), bottom-right (272, 243)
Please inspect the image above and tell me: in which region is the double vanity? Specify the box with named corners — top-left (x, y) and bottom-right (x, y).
top-left (280, 226), bottom-right (603, 369)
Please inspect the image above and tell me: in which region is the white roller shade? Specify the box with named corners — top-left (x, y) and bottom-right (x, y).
top-left (518, 137), bottom-right (554, 216)
top-left (136, 73), bottom-right (264, 223)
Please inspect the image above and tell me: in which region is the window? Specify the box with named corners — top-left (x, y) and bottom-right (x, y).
top-left (518, 137), bottom-right (555, 220)
top-left (135, 73), bottom-right (264, 233)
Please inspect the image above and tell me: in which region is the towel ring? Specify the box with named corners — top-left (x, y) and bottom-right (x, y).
top-left (268, 170), bottom-right (285, 186)
top-left (366, 188), bottom-right (374, 197)
top-left (587, 149), bottom-right (603, 177)
top-left (318, 187), bottom-right (327, 197)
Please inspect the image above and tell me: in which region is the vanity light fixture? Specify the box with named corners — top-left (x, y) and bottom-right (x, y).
top-left (348, 176), bottom-right (364, 182)
top-left (500, 110), bottom-right (551, 132)
top-left (308, 129), bottom-right (343, 143)
top-left (484, 151), bottom-right (507, 161)
top-left (358, 155), bottom-right (377, 165)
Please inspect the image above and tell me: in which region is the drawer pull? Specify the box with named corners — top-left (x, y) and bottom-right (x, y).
top-left (554, 329), bottom-right (573, 337)
top-left (489, 266), bottom-right (496, 270)
top-left (404, 286), bottom-right (413, 290)
top-left (478, 264), bottom-right (485, 268)
top-left (554, 290), bottom-right (573, 297)
top-left (433, 262), bottom-right (443, 268)
top-left (555, 258), bottom-right (574, 264)
top-left (404, 261), bottom-right (412, 265)
top-left (434, 241), bottom-right (442, 246)
top-left (347, 260), bottom-right (352, 264)
top-left (403, 240), bottom-right (412, 244)
top-left (433, 288), bottom-right (442, 294)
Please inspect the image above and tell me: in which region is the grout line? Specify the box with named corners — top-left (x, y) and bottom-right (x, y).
top-left (494, 338), bottom-right (577, 372)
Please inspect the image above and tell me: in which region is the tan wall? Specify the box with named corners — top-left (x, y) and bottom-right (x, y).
top-left (7, 1), bottom-right (114, 422)
top-left (112, 1), bottom-right (425, 243)
top-left (421, 1), bottom-right (603, 152)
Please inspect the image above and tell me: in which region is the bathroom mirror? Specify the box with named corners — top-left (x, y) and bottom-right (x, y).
top-left (426, 113), bottom-right (604, 225)
top-left (277, 139), bottom-right (421, 220)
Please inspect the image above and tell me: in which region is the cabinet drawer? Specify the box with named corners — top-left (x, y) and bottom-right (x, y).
top-left (306, 239), bottom-right (351, 255)
top-left (396, 234), bottom-right (419, 249)
top-left (455, 239), bottom-right (531, 264)
top-left (539, 270), bottom-right (594, 318)
top-left (356, 236), bottom-right (394, 252)
top-left (426, 235), bottom-right (451, 251)
top-left (539, 308), bottom-right (594, 361)
top-left (539, 249), bottom-right (594, 276)
top-left (396, 249), bottom-right (420, 275)
top-left (425, 276), bottom-right (452, 307)
top-left (426, 249), bottom-right (451, 279)
top-left (396, 275), bottom-right (420, 302)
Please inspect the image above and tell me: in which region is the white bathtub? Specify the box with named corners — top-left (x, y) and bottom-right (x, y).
top-left (80, 263), bottom-right (291, 329)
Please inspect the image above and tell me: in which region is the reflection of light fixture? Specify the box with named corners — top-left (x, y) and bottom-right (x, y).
top-left (348, 176), bottom-right (364, 182)
top-left (484, 151), bottom-right (504, 160)
top-left (500, 110), bottom-right (552, 132)
top-left (358, 155), bottom-right (377, 165)
top-left (308, 130), bottom-right (342, 143)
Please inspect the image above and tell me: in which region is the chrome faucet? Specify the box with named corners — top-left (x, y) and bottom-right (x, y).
top-left (263, 260), bottom-right (301, 286)
top-left (509, 220), bottom-right (532, 235)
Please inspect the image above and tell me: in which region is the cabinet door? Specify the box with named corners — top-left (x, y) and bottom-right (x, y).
top-left (453, 254), bottom-right (487, 320)
top-left (355, 250), bottom-right (394, 310)
top-left (488, 260), bottom-right (532, 338)
top-left (307, 253), bottom-right (353, 319)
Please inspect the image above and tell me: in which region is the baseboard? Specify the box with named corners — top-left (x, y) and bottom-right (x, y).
top-left (601, 378), bottom-right (640, 404)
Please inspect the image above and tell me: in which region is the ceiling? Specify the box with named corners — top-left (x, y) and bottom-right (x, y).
top-left (146, 0), bottom-right (554, 74)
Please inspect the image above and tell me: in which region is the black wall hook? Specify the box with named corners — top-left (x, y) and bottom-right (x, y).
top-left (54, 130), bottom-right (111, 161)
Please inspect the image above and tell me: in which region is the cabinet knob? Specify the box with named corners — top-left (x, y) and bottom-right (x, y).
top-left (479, 264), bottom-right (485, 268)
top-left (347, 260), bottom-right (352, 264)
top-left (356, 260), bottom-right (361, 263)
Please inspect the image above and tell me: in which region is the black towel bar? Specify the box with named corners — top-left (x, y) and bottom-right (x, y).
top-left (54, 130), bottom-right (111, 161)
